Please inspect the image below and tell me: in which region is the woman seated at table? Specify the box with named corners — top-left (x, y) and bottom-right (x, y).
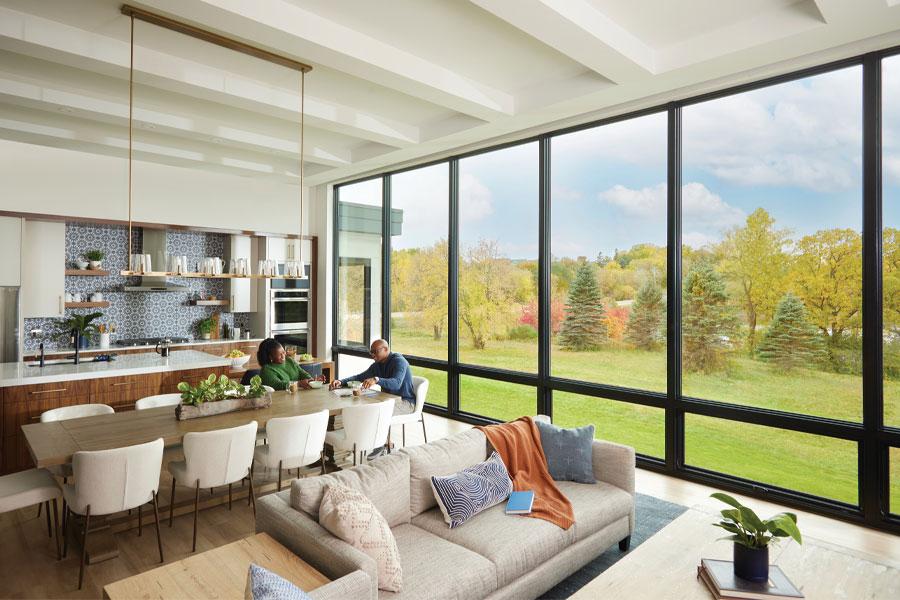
top-left (257, 338), bottom-right (321, 391)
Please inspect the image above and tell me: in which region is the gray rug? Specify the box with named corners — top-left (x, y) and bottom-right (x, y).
top-left (539, 493), bottom-right (688, 599)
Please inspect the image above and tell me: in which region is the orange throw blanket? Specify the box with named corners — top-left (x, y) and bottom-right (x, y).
top-left (477, 417), bottom-right (574, 530)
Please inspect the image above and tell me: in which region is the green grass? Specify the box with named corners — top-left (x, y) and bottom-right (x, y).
top-left (390, 322), bottom-right (900, 506)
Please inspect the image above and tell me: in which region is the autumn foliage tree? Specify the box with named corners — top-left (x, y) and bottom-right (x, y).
top-left (559, 262), bottom-right (608, 351)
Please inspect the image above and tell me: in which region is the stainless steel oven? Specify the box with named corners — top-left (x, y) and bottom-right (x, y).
top-left (270, 290), bottom-right (309, 332)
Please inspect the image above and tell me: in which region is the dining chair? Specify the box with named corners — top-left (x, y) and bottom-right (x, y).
top-left (325, 399), bottom-right (395, 466)
top-left (167, 421), bottom-right (258, 552)
top-left (390, 376), bottom-right (429, 447)
top-left (0, 469), bottom-right (63, 561)
top-left (62, 438), bottom-right (165, 589)
top-left (135, 393), bottom-right (182, 410)
top-left (253, 410), bottom-right (329, 490)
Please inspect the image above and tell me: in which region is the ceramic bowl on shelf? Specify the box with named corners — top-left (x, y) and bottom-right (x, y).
top-left (74, 259), bottom-right (89, 270)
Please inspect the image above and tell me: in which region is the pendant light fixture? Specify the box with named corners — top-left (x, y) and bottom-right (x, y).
top-left (120, 4), bottom-right (311, 279)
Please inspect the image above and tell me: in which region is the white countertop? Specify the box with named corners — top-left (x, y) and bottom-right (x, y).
top-left (24, 338), bottom-right (265, 356)
top-left (0, 350), bottom-right (232, 388)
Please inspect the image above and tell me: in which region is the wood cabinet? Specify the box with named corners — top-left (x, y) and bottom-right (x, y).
top-left (22, 220), bottom-right (65, 318)
top-left (0, 217), bottom-right (22, 286)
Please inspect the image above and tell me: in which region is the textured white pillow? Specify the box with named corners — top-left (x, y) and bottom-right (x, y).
top-left (318, 483), bottom-right (403, 592)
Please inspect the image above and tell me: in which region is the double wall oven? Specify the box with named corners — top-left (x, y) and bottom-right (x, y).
top-left (270, 289), bottom-right (309, 353)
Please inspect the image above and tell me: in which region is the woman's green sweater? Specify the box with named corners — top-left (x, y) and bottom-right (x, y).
top-left (260, 358), bottom-right (312, 391)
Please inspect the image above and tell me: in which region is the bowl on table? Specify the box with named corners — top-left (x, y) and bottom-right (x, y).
top-left (227, 354), bottom-right (251, 368)
top-left (307, 380), bottom-right (324, 389)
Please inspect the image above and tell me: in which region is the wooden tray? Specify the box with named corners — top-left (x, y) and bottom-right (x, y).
top-left (175, 393), bottom-right (272, 420)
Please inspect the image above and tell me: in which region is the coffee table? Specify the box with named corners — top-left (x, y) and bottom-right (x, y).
top-left (103, 533), bottom-right (329, 599)
top-left (571, 504), bottom-right (900, 599)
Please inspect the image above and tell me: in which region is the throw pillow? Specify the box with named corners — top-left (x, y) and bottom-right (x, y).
top-left (430, 451), bottom-right (513, 528)
top-left (244, 563), bottom-right (312, 600)
top-left (318, 483), bottom-right (403, 592)
top-left (534, 420), bottom-right (596, 484)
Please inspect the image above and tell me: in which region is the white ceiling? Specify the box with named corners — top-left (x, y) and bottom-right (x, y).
top-left (1, 0), bottom-right (900, 188)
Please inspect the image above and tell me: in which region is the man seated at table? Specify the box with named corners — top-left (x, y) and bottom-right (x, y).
top-left (329, 339), bottom-right (416, 417)
top-left (257, 338), bottom-right (321, 391)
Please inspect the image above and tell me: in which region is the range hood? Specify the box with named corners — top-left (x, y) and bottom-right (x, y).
top-left (124, 229), bottom-right (190, 292)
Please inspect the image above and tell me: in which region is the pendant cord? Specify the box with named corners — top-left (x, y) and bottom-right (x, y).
top-left (128, 14), bottom-right (135, 267)
top-left (299, 70), bottom-right (305, 270)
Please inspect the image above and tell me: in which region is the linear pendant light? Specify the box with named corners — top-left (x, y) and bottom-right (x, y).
top-left (120, 4), bottom-right (311, 279)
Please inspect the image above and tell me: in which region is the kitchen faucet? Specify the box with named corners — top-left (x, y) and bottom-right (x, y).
top-left (71, 328), bottom-right (81, 365)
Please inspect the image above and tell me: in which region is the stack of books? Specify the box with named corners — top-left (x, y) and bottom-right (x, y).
top-left (697, 559), bottom-right (803, 599)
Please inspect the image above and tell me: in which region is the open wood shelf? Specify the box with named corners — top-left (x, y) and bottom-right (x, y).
top-left (65, 301), bottom-right (110, 308)
top-left (189, 299), bottom-right (229, 306)
top-left (120, 271), bottom-right (306, 280)
top-left (65, 269), bottom-right (110, 276)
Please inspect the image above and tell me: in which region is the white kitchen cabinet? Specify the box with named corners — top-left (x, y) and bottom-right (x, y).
top-left (22, 220), bottom-right (65, 318)
top-left (227, 235), bottom-right (257, 313)
top-left (0, 217), bottom-right (22, 286)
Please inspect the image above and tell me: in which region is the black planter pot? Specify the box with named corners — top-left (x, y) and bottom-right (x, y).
top-left (733, 543), bottom-right (769, 582)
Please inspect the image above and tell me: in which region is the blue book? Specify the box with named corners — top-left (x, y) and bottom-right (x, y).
top-left (506, 491), bottom-right (534, 515)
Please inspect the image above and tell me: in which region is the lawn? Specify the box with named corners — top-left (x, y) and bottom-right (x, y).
top-left (387, 324), bottom-right (900, 507)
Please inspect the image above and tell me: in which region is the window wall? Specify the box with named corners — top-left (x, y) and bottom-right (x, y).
top-left (334, 50), bottom-right (900, 533)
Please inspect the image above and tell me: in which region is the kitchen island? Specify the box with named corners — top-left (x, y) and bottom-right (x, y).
top-left (1, 350), bottom-right (232, 474)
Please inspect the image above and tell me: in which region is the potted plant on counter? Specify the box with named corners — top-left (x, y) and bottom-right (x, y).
top-left (197, 317), bottom-right (215, 340)
top-left (83, 249), bottom-right (105, 270)
top-left (710, 492), bottom-right (802, 582)
top-left (55, 312), bottom-right (103, 349)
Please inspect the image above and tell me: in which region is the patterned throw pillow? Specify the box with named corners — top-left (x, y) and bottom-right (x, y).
top-left (430, 451), bottom-right (513, 528)
top-left (244, 563), bottom-right (312, 600)
top-left (318, 483), bottom-right (403, 592)
top-left (535, 420), bottom-right (596, 484)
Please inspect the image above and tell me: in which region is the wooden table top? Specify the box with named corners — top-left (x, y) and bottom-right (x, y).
top-left (102, 532), bottom-right (330, 599)
top-left (22, 387), bottom-right (397, 468)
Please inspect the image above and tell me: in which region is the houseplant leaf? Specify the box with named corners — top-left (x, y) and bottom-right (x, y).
top-left (710, 492), bottom-right (743, 510)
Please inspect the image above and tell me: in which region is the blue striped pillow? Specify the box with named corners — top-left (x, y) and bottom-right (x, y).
top-left (430, 451), bottom-right (513, 528)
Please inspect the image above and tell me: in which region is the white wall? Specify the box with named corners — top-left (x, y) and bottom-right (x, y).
top-left (0, 140), bottom-right (310, 235)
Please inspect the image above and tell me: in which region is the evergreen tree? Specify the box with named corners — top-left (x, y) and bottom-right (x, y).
top-left (558, 262), bottom-right (607, 351)
top-left (757, 293), bottom-right (826, 372)
top-left (682, 261), bottom-right (738, 373)
top-left (626, 278), bottom-right (665, 350)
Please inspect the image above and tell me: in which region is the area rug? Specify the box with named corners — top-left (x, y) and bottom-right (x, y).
top-left (539, 493), bottom-right (688, 599)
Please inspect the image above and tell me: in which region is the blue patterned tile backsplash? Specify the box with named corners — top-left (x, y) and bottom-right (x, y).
top-left (24, 223), bottom-right (253, 351)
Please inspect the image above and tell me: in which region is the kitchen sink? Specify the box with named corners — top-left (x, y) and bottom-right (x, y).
top-left (25, 359), bottom-right (77, 367)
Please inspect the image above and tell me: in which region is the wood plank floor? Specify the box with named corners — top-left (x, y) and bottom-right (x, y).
top-left (0, 413), bottom-right (896, 598)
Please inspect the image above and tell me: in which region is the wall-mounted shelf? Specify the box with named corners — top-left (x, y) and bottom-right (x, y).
top-left (65, 301), bottom-right (110, 308)
top-left (120, 271), bottom-right (306, 280)
top-left (65, 269), bottom-right (110, 276)
top-left (189, 299), bottom-right (229, 306)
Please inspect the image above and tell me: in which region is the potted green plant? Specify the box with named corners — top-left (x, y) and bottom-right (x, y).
top-left (711, 492), bottom-right (802, 582)
top-left (55, 312), bottom-right (103, 348)
top-left (197, 317), bottom-right (215, 340)
top-left (83, 249), bottom-right (105, 270)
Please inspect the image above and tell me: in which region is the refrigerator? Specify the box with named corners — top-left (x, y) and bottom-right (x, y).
top-left (0, 287), bottom-right (19, 363)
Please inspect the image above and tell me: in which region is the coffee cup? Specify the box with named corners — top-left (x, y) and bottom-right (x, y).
top-left (65, 292), bottom-right (73, 302)
top-left (90, 292), bottom-right (103, 302)
top-left (72, 293), bottom-right (82, 303)
top-left (232, 327), bottom-right (241, 339)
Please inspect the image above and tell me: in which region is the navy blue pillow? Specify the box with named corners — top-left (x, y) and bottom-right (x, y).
top-left (535, 420), bottom-right (596, 484)
top-left (430, 451), bottom-right (513, 528)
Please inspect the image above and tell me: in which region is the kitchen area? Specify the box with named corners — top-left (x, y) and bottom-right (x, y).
top-left (0, 215), bottom-right (322, 475)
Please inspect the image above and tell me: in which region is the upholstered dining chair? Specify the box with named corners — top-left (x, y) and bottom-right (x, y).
top-left (166, 421), bottom-right (258, 552)
top-left (0, 469), bottom-right (63, 561)
top-left (390, 376), bottom-right (429, 447)
top-left (135, 393), bottom-right (182, 410)
top-left (62, 438), bottom-right (165, 589)
top-left (325, 399), bottom-right (395, 466)
top-left (253, 410), bottom-right (329, 490)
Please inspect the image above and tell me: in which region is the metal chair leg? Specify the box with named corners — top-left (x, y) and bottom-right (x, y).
top-left (37, 502), bottom-right (42, 519)
top-left (248, 463), bottom-right (254, 506)
top-left (277, 460), bottom-right (283, 492)
top-left (192, 481), bottom-right (200, 553)
top-left (169, 477), bottom-right (176, 527)
top-left (78, 505), bottom-right (91, 590)
top-left (138, 503), bottom-right (143, 536)
top-left (422, 417), bottom-right (428, 443)
top-left (352, 443), bottom-right (357, 466)
top-left (402, 424), bottom-right (406, 447)
top-left (52, 498), bottom-right (61, 561)
top-left (151, 491), bottom-right (164, 563)
top-left (45, 500), bottom-right (52, 537)
top-left (247, 470), bottom-right (256, 517)
top-left (62, 506), bottom-right (69, 559)
top-left (228, 483), bottom-right (233, 510)
top-left (320, 450), bottom-right (326, 475)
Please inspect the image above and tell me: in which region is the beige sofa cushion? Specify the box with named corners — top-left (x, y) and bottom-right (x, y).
top-left (411, 502), bottom-right (574, 588)
top-left (400, 429), bottom-right (488, 516)
top-left (378, 524), bottom-right (498, 600)
top-left (291, 453), bottom-right (411, 527)
top-left (555, 480), bottom-right (633, 542)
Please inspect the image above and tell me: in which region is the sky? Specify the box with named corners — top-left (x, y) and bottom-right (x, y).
top-left (343, 61), bottom-right (900, 260)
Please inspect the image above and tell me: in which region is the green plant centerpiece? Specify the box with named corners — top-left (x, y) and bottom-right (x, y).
top-left (83, 249), bottom-right (105, 269)
top-left (55, 311), bottom-right (103, 348)
top-left (175, 374), bottom-right (270, 420)
top-left (197, 317), bottom-right (215, 340)
top-left (711, 492), bottom-right (802, 582)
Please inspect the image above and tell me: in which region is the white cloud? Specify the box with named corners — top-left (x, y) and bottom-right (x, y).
top-left (885, 154), bottom-right (900, 186)
top-left (459, 173), bottom-right (494, 222)
top-left (683, 231), bottom-right (718, 249)
top-left (599, 183), bottom-right (665, 218)
top-left (598, 181), bottom-right (744, 229)
top-left (551, 185), bottom-right (583, 203)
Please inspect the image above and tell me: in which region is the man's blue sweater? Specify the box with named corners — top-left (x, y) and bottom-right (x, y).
top-left (344, 353), bottom-right (415, 404)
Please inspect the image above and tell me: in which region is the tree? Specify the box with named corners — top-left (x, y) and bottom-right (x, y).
top-left (558, 262), bottom-right (607, 351)
top-left (393, 241), bottom-right (449, 340)
top-left (790, 228), bottom-right (862, 347)
top-left (626, 278), bottom-right (665, 350)
top-left (458, 240), bottom-right (521, 350)
top-left (682, 261), bottom-right (738, 373)
top-left (884, 228), bottom-right (900, 335)
top-left (719, 208), bottom-right (791, 352)
top-left (756, 293), bottom-right (826, 372)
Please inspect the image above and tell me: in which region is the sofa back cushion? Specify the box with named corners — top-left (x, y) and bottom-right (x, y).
top-left (400, 428), bottom-right (488, 516)
top-left (290, 452), bottom-right (410, 527)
